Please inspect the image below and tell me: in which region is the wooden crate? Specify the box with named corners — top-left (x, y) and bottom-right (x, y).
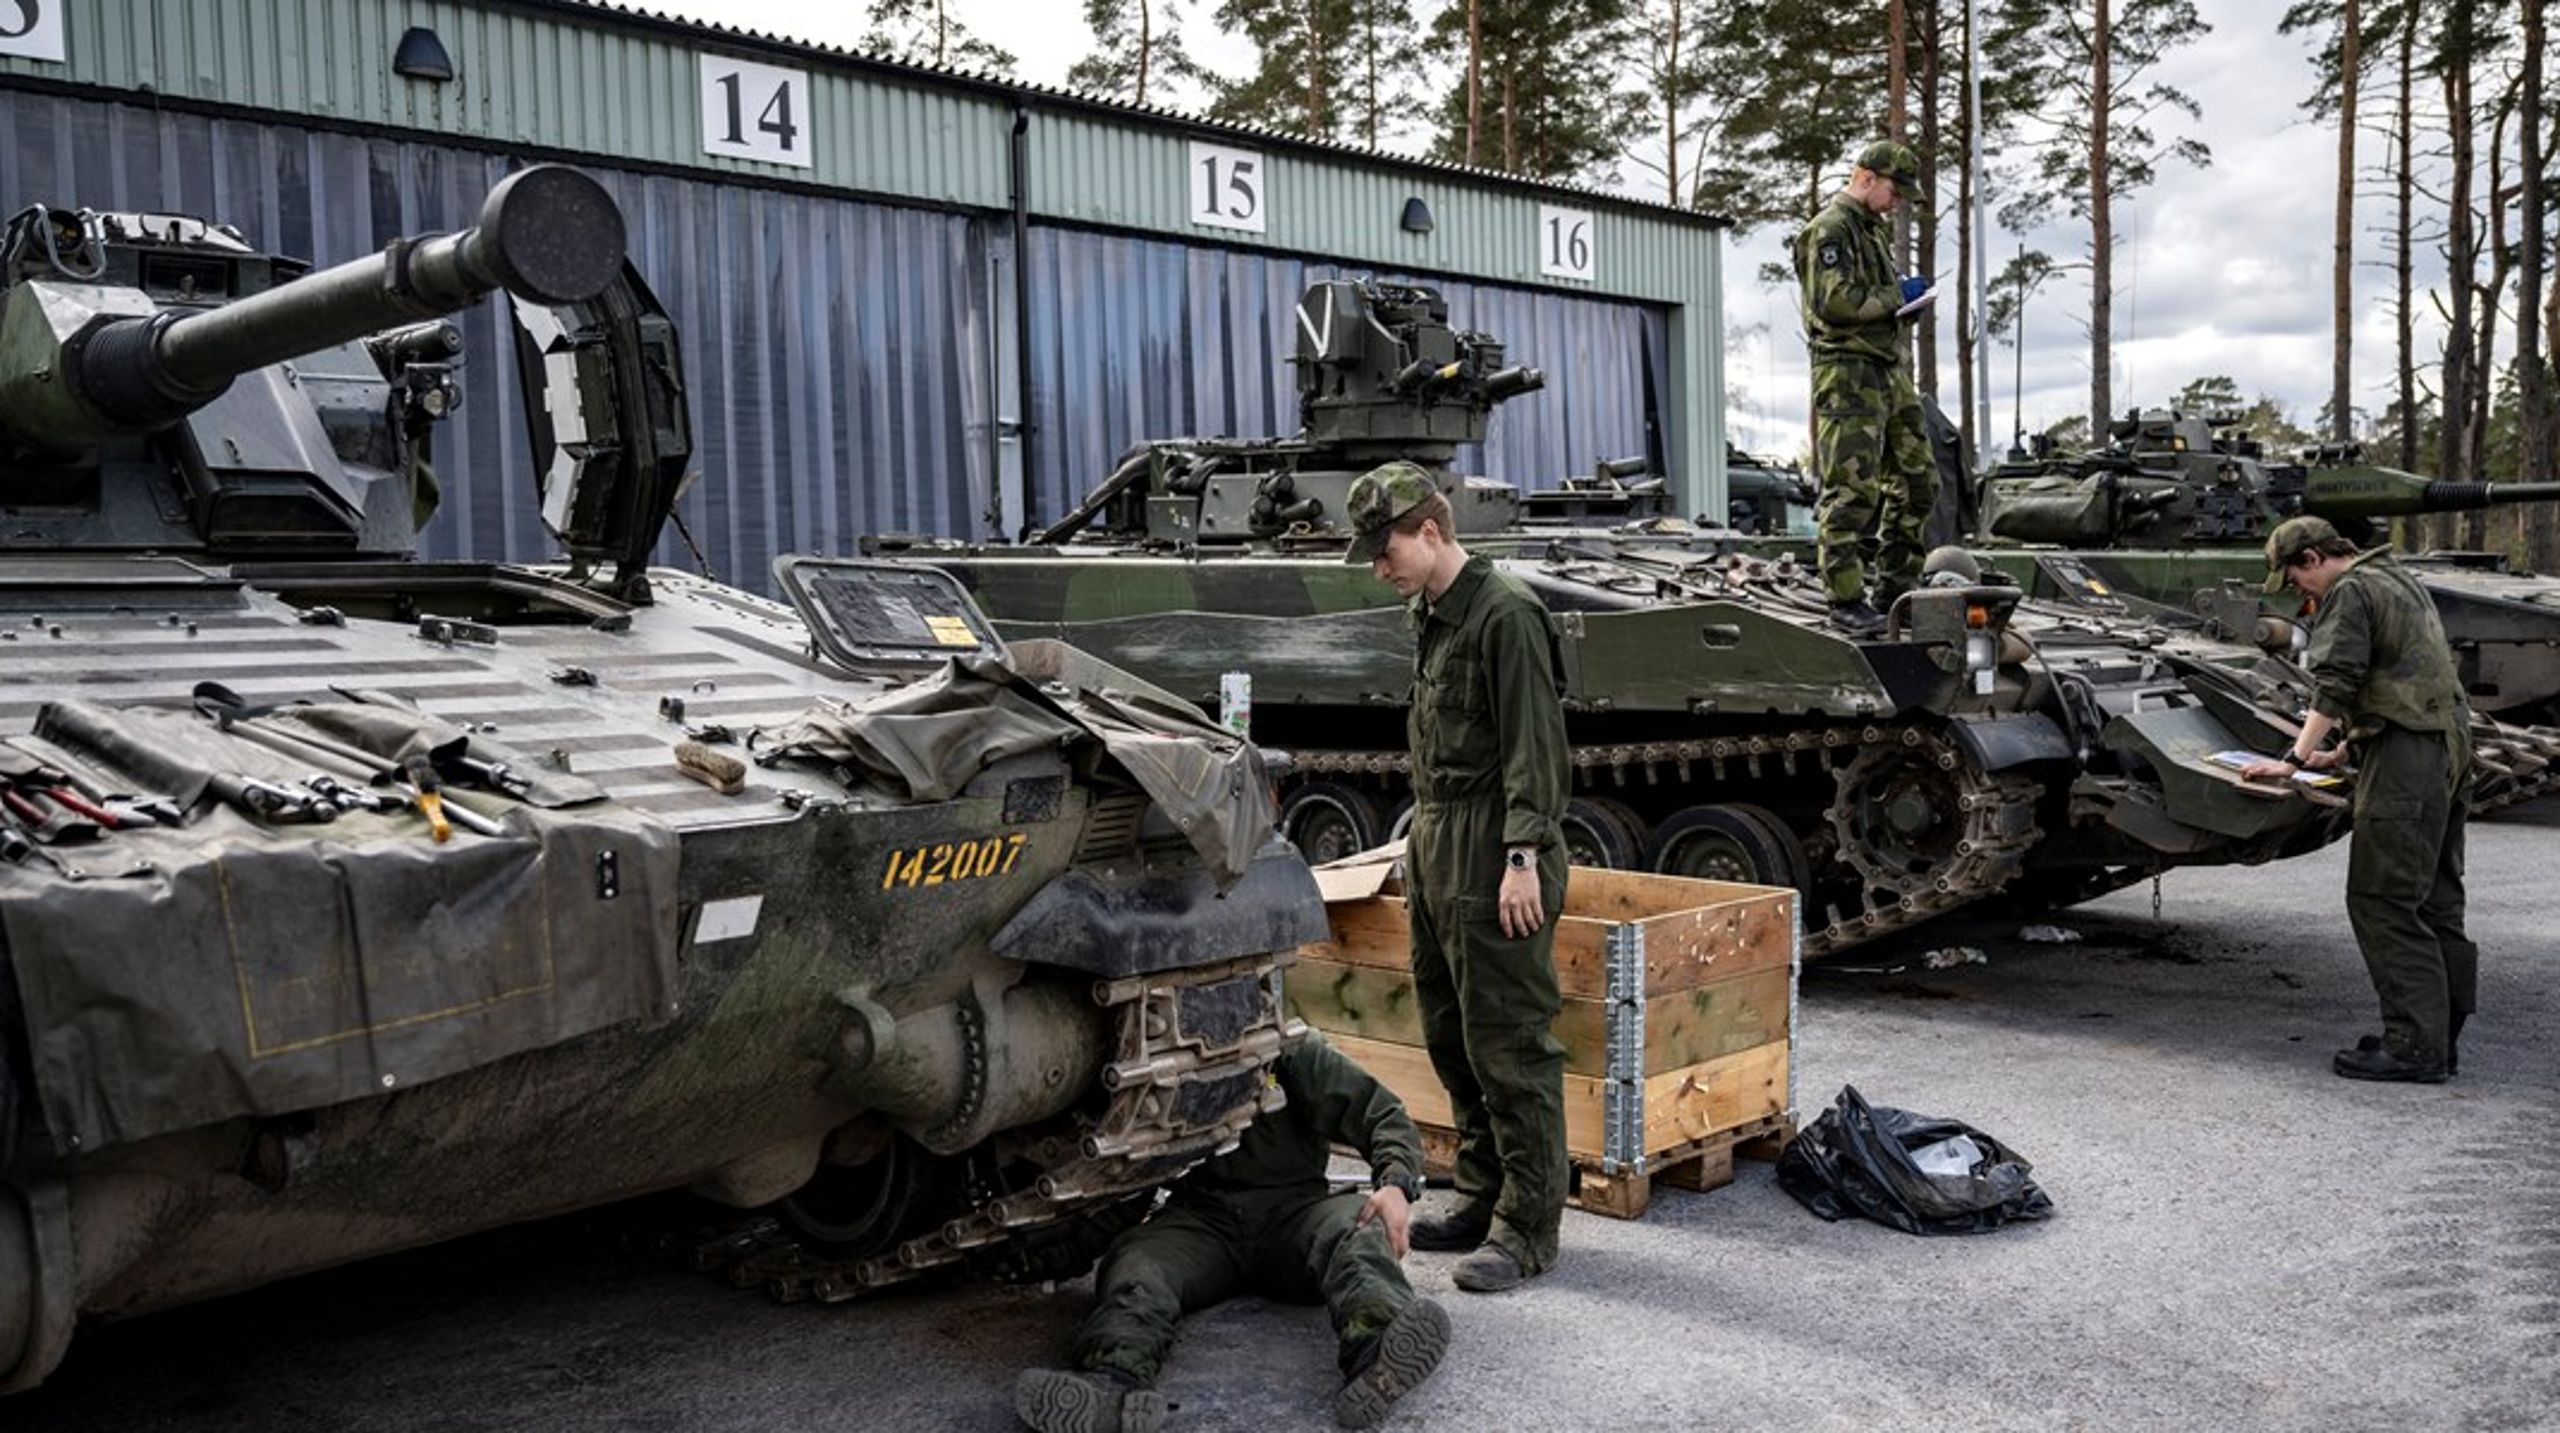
top-left (1293, 854), bottom-right (1799, 1220)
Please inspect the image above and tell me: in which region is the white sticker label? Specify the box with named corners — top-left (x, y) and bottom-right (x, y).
top-left (1189, 142), bottom-right (1267, 233)
top-left (0, 0), bottom-right (67, 63)
top-left (695, 894), bottom-right (765, 944)
top-left (699, 55), bottom-right (813, 169)
top-left (1539, 205), bottom-right (1595, 282)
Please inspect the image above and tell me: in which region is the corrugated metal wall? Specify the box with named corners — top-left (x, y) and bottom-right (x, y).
top-left (0, 89), bottom-right (994, 588)
top-left (4, 88), bottom-right (1666, 589)
top-left (1021, 226), bottom-right (1669, 523)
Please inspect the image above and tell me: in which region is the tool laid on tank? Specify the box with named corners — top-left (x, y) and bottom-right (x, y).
top-left (402, 755), bottom-right (453, 842)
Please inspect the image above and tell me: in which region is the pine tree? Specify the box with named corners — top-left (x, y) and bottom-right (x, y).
top-left (1426, 0), bottom-right (1643, 182)
top-left (1989, 0), bottom-right (2212, 438)
top-left (1067, 0), bottom-right (1208, 108)
top-left (862, 0), bottom-right (1016, 73)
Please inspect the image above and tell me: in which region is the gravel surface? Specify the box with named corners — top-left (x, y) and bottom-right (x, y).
top-left (16, 802), bottom-right (2557, 1433)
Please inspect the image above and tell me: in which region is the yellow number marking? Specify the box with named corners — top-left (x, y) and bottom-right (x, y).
top-left (879, 832), bottom-right (1029, 891)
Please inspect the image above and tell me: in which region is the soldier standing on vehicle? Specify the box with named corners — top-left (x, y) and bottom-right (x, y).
top-left (1342, 461), bottom-right (1571, 1293)
top-left (1795, 139), bottom-right (1936, 637)
top-left (1012, 1030), bottom-right (1449, 1433)
top-left (2240, 516), bottom-right (2477, 1082)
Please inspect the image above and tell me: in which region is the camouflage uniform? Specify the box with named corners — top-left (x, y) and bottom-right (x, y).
top-left (1070, 1032), bottom-right (1428, 1387)
top-left (2276, 521), bottom-right (2476, 1068)
top-left (1795, 142), bottom-right (1933, 606)
top-left (1342, 463), bottom-right (1573, 1277)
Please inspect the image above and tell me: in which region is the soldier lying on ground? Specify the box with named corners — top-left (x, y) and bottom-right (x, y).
top-left (1013, 1030), bottom-right (1451, 1432)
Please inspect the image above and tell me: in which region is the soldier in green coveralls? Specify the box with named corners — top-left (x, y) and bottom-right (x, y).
top-left (1795, 139), bottom-right (1936, 637)
top-left (1012, 1031), bottom-right (1450, 1433)
top-left (1342, 461), bottom-right (1572, 1295)
top-left (2240, 516), bottom-right (2478, 1082)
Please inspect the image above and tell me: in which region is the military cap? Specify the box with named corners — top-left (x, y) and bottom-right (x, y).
top-left (2263, 514), bottom-right (2345, 592)
top-left (1343, 461), bottom-right (1440, 564)
top-left (1855, 139), bottom-right (1927, 205)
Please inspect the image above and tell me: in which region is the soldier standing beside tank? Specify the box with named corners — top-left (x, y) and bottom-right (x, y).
top-left (2240, 516), bottom-right (2478, 1082)
top-left (1343, 461), bottom-right (1571, 1293)
top-left (1794, 139), bottom-right (1936, 637)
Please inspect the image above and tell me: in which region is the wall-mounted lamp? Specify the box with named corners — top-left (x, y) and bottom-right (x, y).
top-left (1400, 197), bottom-right (1435, 234)
top-left (393, 27), bottom-right (456, 83)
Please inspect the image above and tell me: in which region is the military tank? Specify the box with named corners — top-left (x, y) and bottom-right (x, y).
top-left (1968, 408), bottom-right (2560, 724)
top-left (0, 170), bottom-right (1320, 1391)
top-left (874, 278), bottom-right (2353, 955)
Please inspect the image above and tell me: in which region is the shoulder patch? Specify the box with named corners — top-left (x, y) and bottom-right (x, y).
top-left (1817, 241), bottom-right (1843, 271)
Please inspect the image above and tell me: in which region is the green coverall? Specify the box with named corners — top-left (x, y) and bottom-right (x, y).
top-left (1073, 1032), bottom-right (1427, 1386)
top-left (1403, 555), bottom-right (1571, 1273)
top-left (2304, 548), bottom-right (2477, 1066)
top-left (1794, 193), bottom-right (1933, 605)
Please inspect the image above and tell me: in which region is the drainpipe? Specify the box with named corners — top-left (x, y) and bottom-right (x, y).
top-left (1010, 102), bottom-right (1039, 536)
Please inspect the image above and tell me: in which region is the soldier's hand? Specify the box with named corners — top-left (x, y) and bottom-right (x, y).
top-left (2236, 758), bottom-right (2297, 782)
top-left (1356, 1185), bottom-right (1412, 1259)
top-left (2300, 746), bottom-right (2345, 770)
top-left (1497, 866), bottom-right (1546, 938)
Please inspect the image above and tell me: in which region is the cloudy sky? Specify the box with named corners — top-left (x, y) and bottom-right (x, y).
top-left (624, 0), bottom-right (2451, 464)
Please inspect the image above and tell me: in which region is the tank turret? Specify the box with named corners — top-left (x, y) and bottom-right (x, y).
top-left (0, 164), bottom-right (624, 556)
top-left (1036, 278), bottom-right (1544, 546)
top-left (1975, 408), bottom-right (2560, 550)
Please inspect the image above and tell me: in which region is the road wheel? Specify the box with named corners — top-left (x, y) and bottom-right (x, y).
top-left (1279, 781), bottom-right (1385, 864)
top-left (775, 1136), bottom-right (939, 1257)
top-left (1646, 803), bottom-right (1807, 890)
top-left (1559, 797), bottom-right (1649, 869)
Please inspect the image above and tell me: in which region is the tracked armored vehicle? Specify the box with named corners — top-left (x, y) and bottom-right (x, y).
top-left (0, 171), bottom-right (1320, 1391)
top-left (1970, 409), bottom-right (2560, 724)
top-left (876, 279), bottom-right (2354, 955)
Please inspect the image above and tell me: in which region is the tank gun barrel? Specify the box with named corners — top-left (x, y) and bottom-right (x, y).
top-left (2301, 464), bottom-right (2560, 521)
top-left (22, 165), bottom-right (624, 440)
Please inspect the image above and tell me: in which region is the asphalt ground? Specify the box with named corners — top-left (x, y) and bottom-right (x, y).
top-left (13, 801), bottom-right (2557, 1433)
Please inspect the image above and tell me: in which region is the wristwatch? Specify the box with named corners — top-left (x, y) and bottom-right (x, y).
top-left (1504, 847), bottom-right (1533, 872)
top-left (1374, 1170), bottom-right (1423, 1202)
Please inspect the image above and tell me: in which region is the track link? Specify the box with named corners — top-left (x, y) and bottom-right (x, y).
top-left (1292, 720), bottom-right (2044, 957)
top-left (650, 951), bottom-right (1302, 1305)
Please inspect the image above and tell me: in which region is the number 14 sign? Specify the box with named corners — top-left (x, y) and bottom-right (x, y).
top-left (700, 54), bottom-right (813, 169)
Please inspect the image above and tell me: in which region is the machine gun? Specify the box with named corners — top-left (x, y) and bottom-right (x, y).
top-left (1034, 278), bottom-right (1544, 546)
top-left (0, 164), bottom-right (624, 558)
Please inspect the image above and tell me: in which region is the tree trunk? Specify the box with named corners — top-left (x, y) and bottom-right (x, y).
top-left (1915, 1), bottom-right (1941, 399)
top-left (2089, 0), bottom-right (2114, 439)
top-left (2331, 0), bottom-right (2358, 443)
top-left (1465, 0), bottom-right (1482, 166)
top-left (1304, 5), bottom-right (1325, 138)
top-left (1501, 53), bottom-right (1517, 171)
top-left (1136, 0), bottom-right (1152, 105)
top-left (2473, 87), bottom-right (2515, 524)
top-left (1665, 0), bottom-right (1683, 205)
top-left (1956, 0), bottom-right (1977, 463)
top-left (2397, 10), bottom-right (2418, 472)
top-left (2439, 5), bottom-right (2477, 486)
top-left (1889, 0), bottom-right (1910, 271)
top-left (2520, 0), bottom-right (2551, 505)
top-left (1362, 0), bottom-right (1379, 147)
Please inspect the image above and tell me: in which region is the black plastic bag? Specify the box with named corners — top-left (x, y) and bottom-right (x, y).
top-left (1777, 1084), bottom-right (2054, 1235)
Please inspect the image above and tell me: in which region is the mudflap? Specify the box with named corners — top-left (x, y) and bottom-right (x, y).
top-left (2101, 704), bottom-right (2336, 843)
top-left (989, 837), bottom-right (1329, 977)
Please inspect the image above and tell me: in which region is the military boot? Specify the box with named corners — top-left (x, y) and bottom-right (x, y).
top-left (1332, 1299), bottom-right (1452, 1429)
top-left (1406, 1202), bottom-right (1492, 1253)
top-left (1013, 1368), bottom-right (1168, 1433)
top-left (1828, 598), bottom-right (1886, 637)
top-left (1452, 1243), bottom-right (1546, 1293)
top-left (2331, 1040), bottom-right (2447, 1084)
top-left (2359, 1017), bottom-right (2466, 1077)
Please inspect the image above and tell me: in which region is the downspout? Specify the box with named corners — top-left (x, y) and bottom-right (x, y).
top-left (1010, 101), bottom-right (1039, 536)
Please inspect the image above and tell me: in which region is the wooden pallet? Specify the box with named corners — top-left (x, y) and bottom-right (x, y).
top-left (1415, 1111), bottom-right (1795, 1221)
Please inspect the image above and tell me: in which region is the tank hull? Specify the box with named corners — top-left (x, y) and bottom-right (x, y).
top-left (0, 558), bottom-right (1319, 1389)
